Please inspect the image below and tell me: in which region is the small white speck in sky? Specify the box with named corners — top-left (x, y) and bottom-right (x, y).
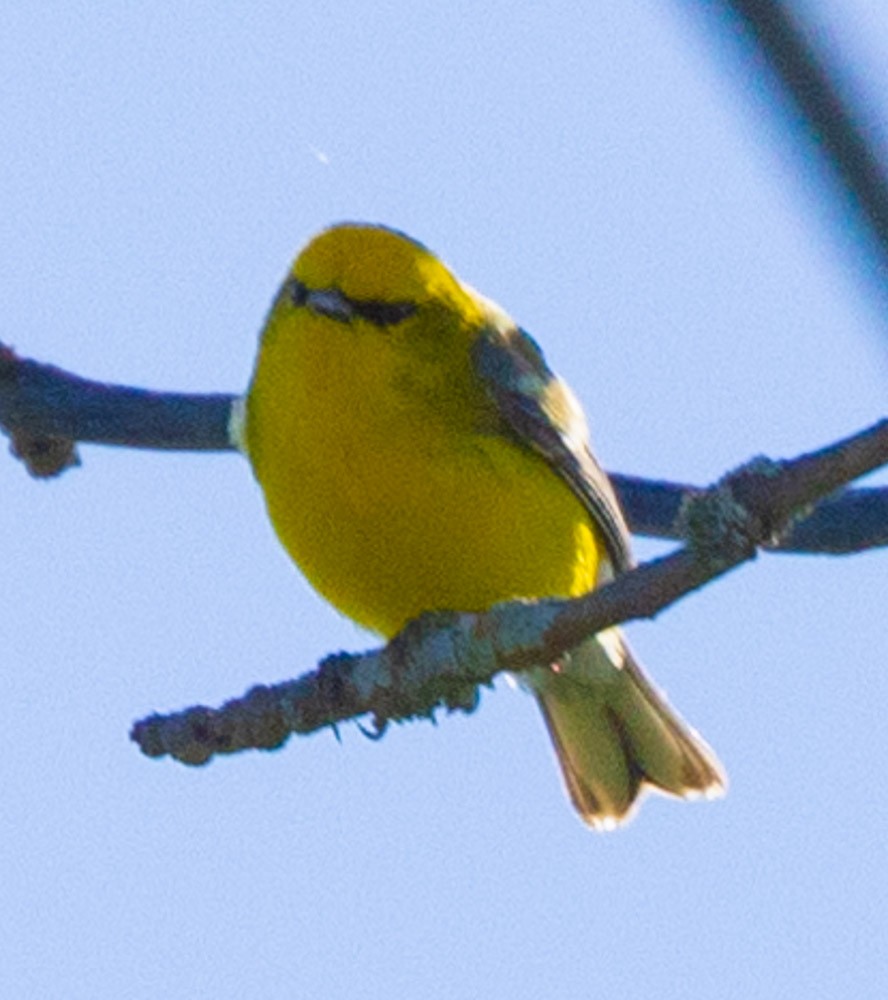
top-left (308, 144), bottom-right (330, 165)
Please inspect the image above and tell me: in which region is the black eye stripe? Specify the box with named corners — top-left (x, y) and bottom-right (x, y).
top-left (289, 279), bottom-right (416, 328)
top-left (351, 299), bottom-right (416, 326)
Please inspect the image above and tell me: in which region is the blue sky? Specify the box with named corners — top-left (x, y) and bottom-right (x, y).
top-left (2, 4), bottom-right (887, 999)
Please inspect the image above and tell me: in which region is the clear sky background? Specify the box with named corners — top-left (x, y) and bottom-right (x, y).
top-left (3, 4), bottom-right (887, 999)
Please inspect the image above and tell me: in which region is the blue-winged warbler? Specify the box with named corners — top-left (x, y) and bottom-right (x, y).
top-left (236, 223), bottom-right (725, 829)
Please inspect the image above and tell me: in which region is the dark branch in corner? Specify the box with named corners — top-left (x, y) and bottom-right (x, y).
top-left (130, 418), bottom-right (888, 765)
top-left (2, 342), bottom-right (886, 553)
top-left (709, 0), bottom-right (888, 283)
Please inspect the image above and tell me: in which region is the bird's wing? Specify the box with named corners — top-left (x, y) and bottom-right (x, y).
top-left (471, 322), bottom-right (634, 574)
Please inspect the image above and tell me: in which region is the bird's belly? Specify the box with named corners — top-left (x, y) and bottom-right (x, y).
top-left (261, 422), bottom-right (601, 638)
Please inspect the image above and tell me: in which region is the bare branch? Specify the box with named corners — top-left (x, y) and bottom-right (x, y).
top-left (0, 342), bottom-right (232, 476)
top-left (131, 419), bottom-right (888, 765)
top-left (2, 342), bottom-right (886, 553)
top-left (704, 0), bottom-right (888, 290)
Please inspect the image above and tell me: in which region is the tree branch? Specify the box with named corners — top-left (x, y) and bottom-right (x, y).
top-left (2, 341), bottom-right (886, 554)
top-left (130, 419), bottom-right (888, 766)
top-left (705, 0), bottom-right (888, 287)
top-left (0, 343), bottom-right (232, 463)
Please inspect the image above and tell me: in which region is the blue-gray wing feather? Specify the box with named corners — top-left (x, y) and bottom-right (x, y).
top-left (471, 323), bottom-right (633, 574)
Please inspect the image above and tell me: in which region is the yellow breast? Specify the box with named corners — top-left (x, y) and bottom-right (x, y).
top-left (245, 306), bottom-right (600, 638)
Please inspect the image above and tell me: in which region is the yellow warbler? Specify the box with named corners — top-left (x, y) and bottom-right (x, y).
top-left (237, 223), bottom-right (725, 829)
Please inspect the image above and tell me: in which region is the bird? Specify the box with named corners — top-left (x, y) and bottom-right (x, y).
top-left (235, 222), bottom-right (725, 829)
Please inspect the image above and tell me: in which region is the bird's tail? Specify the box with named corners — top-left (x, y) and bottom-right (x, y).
top-left (528, 630), bottom-right (725, 830)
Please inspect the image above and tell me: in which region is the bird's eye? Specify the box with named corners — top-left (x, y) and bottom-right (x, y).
top-left (289, 280), bottom-right (309, 307)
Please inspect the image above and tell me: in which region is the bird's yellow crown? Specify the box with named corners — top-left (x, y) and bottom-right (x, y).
top-left (292, 223), bottom-right (489, 326)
